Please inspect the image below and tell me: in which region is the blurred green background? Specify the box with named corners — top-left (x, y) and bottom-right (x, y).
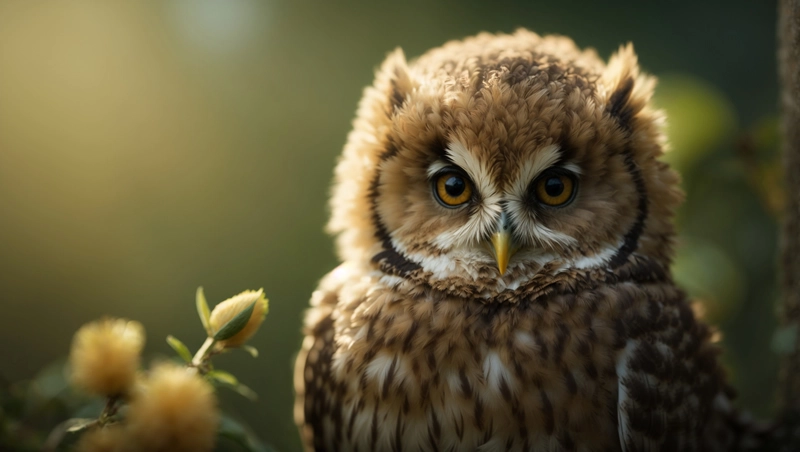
top-left (0, 1), bottom-right (781, 450)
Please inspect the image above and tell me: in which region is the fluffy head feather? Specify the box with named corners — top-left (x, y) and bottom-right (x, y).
top-left (327, 29), bottom-right (682, 301)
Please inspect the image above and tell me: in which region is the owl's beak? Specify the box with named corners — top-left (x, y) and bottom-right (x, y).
top-left (490, 231), bottom-right (513, 275)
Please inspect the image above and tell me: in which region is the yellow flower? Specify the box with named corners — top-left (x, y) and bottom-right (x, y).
top-left (69, 318), bottom-right (144, 396)
top-left (126, 362), bottom-right (219, 452)
top-left (208, 289), bottom-right (268, 347)
top-left (74, 425), bottom-right (127, 452)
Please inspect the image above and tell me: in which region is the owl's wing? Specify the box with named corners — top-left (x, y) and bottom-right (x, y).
top-left (614, 302), bottom-right (728, 452)
top-left (293, 284), bottom-right (340, 452)
top-left (615, 338), bottom-right (677, 452)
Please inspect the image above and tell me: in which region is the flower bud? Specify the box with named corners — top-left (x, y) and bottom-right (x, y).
top-left (126, 362), bottom-right (219, 452)
top-left (208, 289), bottom-right (268, 347)
top-left (69, 318), bottom-right (144, 396)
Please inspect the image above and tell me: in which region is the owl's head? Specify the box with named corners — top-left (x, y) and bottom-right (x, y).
top-left (328, 30), bottom-right (682, 301)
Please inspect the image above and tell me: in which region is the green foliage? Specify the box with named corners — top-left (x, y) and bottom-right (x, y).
top-left (658, 71), bottom-right (781, 418)
top-left (197, 287), bottom-right (213, 336)
top-left (167, 335), bottom-right (193, 363)
top-left (217, 414), bottom-right (278, 452)
top-left (207, 370), bottom-right (258, 401)
top-left (0, 360), bottom-right (92, 451)
top-left (654, 75), bottom-right (737, 174)
top-left (672, 238), bottom-right (745, 323)
top-left (0, 288), bottom-right (276, 451)
top-left (241, 345), bottom-right (259, 358)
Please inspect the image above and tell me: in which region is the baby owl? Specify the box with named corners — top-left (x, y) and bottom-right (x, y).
top-left (294, 30), bottom-right (758, 451)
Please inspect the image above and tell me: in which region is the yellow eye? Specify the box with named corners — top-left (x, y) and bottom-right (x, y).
top-left (534, 171), bottom-right (576, 207)
top-left (434, 171), bottom-right (473, 207)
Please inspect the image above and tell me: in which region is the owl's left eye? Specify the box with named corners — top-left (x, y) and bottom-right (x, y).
top-left (433, 170), bottom-right (474, 207)
top-left (533, 169), bottom-right (578, 207)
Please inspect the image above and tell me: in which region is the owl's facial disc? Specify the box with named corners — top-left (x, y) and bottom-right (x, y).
top-left (425, 143), bottom-right (586, 279)
top-left (325, 32), bottom-right (685, 300)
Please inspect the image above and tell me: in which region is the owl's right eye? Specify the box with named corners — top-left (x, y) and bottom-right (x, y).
top-left (532, 168), bottom-right (578, 207)
top-left (433, 170), bottom-right (474, 208)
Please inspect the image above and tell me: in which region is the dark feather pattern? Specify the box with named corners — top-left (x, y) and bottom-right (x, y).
top-left (296, 29), bottom-right (763, 451)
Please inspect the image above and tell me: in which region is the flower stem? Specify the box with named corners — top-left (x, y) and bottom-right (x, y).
top-left (98, 396), bottom-right (120, 425)
top-left (192, 337), bottom-right (216, 371)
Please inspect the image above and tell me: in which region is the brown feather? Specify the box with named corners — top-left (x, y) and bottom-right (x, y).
top-left (296, 29), bottom-right (755, 452)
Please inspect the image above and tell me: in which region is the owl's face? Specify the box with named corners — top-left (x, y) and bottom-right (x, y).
top-left (329, 31), bottom-right (682, 300)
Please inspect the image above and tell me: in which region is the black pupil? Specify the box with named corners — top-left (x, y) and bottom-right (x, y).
top-left (444, 175), bottom-right (466, 198)
top-left (544, 177), bottom-right (565, 197)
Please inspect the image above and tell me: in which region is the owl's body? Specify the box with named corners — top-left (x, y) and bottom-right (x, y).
top-left (295, 30), bottom-right (754, 451)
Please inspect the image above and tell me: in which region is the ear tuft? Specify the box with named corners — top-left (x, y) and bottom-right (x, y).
top-left (602, 43), bottom-right (656, 132)
top-left (607, 77), bottom-right (635, 128)
top-left (376, 48), bottom-right (415, 113)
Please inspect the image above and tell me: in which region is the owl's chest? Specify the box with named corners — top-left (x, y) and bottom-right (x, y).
top-left (325, 291), bottom-right (625, 451)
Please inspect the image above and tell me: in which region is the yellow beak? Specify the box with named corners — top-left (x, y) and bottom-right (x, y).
top-left (490, 231), bottom-right (512, 275)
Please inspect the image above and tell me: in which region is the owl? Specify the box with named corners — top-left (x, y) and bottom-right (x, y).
top-left (294, 30), bottom-right (763, 451)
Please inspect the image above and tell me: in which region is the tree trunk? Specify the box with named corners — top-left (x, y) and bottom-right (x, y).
top-left (779, 0), bottom-right (800, 410)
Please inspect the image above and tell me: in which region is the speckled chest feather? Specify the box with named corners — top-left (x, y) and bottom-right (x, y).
top-left (296, 258), bottom-right (736, 452)
top-left (294, 29), bottom-right (763, 452)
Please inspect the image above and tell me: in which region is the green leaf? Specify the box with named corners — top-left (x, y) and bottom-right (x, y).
top-left (232, 382), bottom-right (258, 401)
top-left (241, 345), bottom-right (259, 358)
top-left (64, 417), bottom-right (97, 433)
top-left (213, 300), bottom-right (256, 341)
top-left (30, 359), bottom-right (70, 401)
top-left (216, 414), bottom-right (276, 452)
top-left (652, 75), bottom-right (735, 173)
top-left (166, 335), bottom-right (193, 363)
top-left (672, 237), bottom-right (745, 323)
top-left (196, 286), bottom-right (212, 335)
top-left (41, 417), bottom-right (98, 450)
top-left (207, 370), bottom-right (238, 386)
top-left (207, 370), bottom-right (258, 401)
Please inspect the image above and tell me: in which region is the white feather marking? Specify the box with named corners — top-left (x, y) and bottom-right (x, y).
top-left (430, 202), bottom-right (502, 250)
top-left (445, 141), bottom-right (498, 200)
top-left (482, 351), bottom-right (511, 393)
top-left (364, 354), bottom-right (397, 388)
top-left (560, 162), bottom-right (583, 175)
top-left (514, 331), bottom-right (537, 352)
top-left (426, 160), bottom-right (452, 178)
top-left (344, 325), bottom-right (368, 349)
top-left (329, 262), bottom-right (356, 283)
top-left (616, 340), bottom-right (637, 452)
top-left (440, 372), bottom-right (470, 444)
top-left (528, 223), bottom-right (578, 248)
top-left (378, 274), bottom-right (405, 287)
top-left (426, 142), bottom-right (504, 251)
top-left (508, 144), bottom-right (562, 200)
top-left (564, 241), bottom-right (622, 270)
top-left (391, 237), bottom-right (493, 280)
top-left (349, 401), bottom-right (376, 449)
top-left (446, 371), bottom-right (463, 394)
